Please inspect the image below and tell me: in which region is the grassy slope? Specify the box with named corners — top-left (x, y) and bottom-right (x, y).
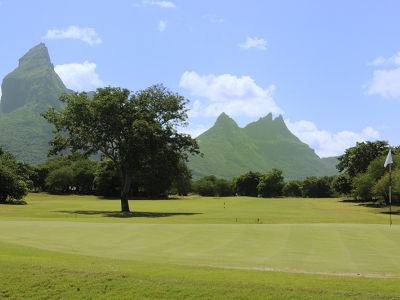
top-left (1, 194), bottom-right (400, 299)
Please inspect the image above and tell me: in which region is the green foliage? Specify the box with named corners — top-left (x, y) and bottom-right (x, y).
top-left (257, 169), bottom-right (285, 197)
top-left (193, 176), bottom-right (233, 197)
top-left (332, 174), bottom-right (352, 196)
top-left (234, 171), bottom-right (262, 197)
top-left (0, 148), bottom-right (28, 202)
top-left (337, 141), bottom-right (389, 177)
top-left (189, 113), bottom-right (338, 180)
top-left (171, 160), bottom-right (192, 196)
top-left (282, 180), bottom-right (302, 197)
top-left (352, 173), bottom-right (375, 201)
top-left (351, 152), bottom-right (400, 203)
top-left (302, 176), bottom-right (333, 198)
top-left (93, 160), bottom-right (120, 197)
top-left (43, 85), bottom-right (199, 211)
top-left (45, 166), bottom-right (74, 193)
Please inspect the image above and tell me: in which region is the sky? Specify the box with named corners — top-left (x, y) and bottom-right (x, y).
top-left (0, 0), bottom-right (399, 157)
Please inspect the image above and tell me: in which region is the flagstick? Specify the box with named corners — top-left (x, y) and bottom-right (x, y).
top-left (389, 163), bottom-right (392, 227)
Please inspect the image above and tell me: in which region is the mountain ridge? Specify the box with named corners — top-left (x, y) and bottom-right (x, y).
top-left (189, 113), bottom-right (338, 179)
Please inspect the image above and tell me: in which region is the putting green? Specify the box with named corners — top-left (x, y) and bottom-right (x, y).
top-left (1, 220), bottom-right (399, 276)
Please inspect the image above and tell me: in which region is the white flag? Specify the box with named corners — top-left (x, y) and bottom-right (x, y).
top-left (384, 149), bottom-right (393, 168)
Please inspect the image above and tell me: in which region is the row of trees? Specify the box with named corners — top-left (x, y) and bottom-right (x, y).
top-left (192, 141), bottom-right (399, 202)
top-left (192, 169), bottom-right (336, 198)
top-left (30, 154), bottom-right (194, 198)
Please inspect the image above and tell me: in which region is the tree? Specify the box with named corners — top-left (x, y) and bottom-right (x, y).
top-left (282, 180), bottom-right (302, 197)
top-left (193, 176), bottom-right (233, 197)
top-left (0, 148), bottom-right (28, 202)
top-left (45, 166), bottom-right (74, 193)
top-left (332, 174), bottom-right (352, 196)
top-left (71, 159), bottom-right (97, 194)
top-left (171, 160), bottom-right (192, 196)
top-left (93, 160), bottom-right (120, 197)
top-left (302, 176), bottom-right (333, 198)
top-left (257, 169), bottom-right (284, 197)
top-left (234, 172), bottom-right (262, 197)
top-left (337, 141), bottom-right (389, 177)
top-left (193, 176), bottom-right (217, 196)
top-left (43, 85), bottom-right (199, 212)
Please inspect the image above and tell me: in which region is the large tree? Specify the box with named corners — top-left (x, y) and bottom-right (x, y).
top-left (43, 85), bottom-right (199, 212)
top-left (337, 141), bottom-right (389, 177)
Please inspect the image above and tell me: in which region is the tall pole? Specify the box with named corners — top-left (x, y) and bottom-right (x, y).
top-left (389, 163), bottom-right (392, 227)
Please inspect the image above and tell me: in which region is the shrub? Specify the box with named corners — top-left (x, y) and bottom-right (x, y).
top-left (234, 172), bottom-right (262, 197)
top-left (282, 180), bottom-right (302, 197)
top-left (257, 169), bottom-right (284, 197)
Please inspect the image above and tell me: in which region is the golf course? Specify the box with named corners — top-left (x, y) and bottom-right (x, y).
top-left (1, 194), bottom-right (400, 299)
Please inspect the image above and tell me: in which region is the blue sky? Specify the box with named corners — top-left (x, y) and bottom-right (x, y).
top-left (0, 0), bottom-right (399, 157)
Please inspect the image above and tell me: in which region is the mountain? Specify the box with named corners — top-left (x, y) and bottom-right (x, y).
top-left (189, 113), bottom-right (338, 179)
top-left (0, 43), bottom-right (69, 163)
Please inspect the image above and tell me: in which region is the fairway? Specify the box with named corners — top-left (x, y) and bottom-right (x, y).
top-left (1, 194), bottom-right (400, 299)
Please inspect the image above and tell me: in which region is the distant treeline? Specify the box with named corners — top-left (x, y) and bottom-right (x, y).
top-left (193, 141), bottom-right (400, 203)
top-left (1, 141), bottom-right (399, 204)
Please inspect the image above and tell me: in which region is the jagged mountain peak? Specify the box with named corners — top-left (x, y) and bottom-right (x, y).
top-left (1, 43), bottom-right (67, 113)
top-left (18, 43), bottom-right (52, 70)
top-left (189, 113), bottom-right (338, 179)
top-left (214, 112), bottom-right (239, 128)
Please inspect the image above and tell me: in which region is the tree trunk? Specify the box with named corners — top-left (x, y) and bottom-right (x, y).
top-left (120, 171), bottom-right (131, 212)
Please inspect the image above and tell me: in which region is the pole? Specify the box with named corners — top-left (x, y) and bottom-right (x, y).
top-left (389, 164), bottom-right (392, 227)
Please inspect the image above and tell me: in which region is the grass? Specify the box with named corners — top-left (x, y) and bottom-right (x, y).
top-left (1, 193), bottom-right (400, 299)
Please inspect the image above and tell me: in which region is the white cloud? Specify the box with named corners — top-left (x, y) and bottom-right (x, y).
top-left (44, 26), bottom-right (102, 46)
top-left (366, 51), bottom-right (400, 98)
top-left (239, 37), bottom-right (267, 50)
top-left (366, 67), bottom-right (400, 98)
top-left (143, 0), bottom-right (175, 8)
top-left (180, 71), bottom-right (282, 118)
top-left (286, 119), bottom-right (380, 157)
top-left (55, 61), bottom-right (103, 92)
top-left (369, 52), bottom-right (400, 66)
top-left (158, 20), bottom-right (167, 32)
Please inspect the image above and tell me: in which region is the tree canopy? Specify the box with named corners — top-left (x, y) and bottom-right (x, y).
top-left (43, 85), bottom-right (199, 212)
top-left (337, 141), bottom-right (389, 177)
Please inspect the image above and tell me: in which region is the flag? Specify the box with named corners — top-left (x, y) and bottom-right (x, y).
top-left (384, 149), bottom-right (393, 168)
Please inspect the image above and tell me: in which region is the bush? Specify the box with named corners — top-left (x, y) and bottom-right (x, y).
top-left (257, 169), bottom-right (284, 197)
top-left (193, 176), bottom-right (233, 197)
top-left (234, 172), bottom-right (262, 197)
top-left (0, 164), bottom-right (28, 202)
top-left (282, 180), bottom-right (302, 197)
top-left (0, 149), bottom-right (29, 202)
top-left (332, 174), bottom-right (352, 196)
top-left (215, 179), bottom-right (234, 196)
top-left (45, 167), bottom-right (74, 193)
top-left (302, 176), bottom-right (333, 198)
top-left (94, 160), bottom-right (121, 197)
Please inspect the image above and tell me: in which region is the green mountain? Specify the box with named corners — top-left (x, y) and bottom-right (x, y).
top-left (189, 113), bottom-right (338, 179)
top-left (0, 43), bottom-right (69, 163)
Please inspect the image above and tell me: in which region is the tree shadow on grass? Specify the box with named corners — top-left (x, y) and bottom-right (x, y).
top-left (96, 196), bottom-right (180, 201)
top-left (0, 200), bottom-right (27, 205)
top-left (56, 210), bottom-right (202, 218)
top-left (339, 199), bottom-right (385, 208)
top-left (380, 210), bottom-right (400, 215)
